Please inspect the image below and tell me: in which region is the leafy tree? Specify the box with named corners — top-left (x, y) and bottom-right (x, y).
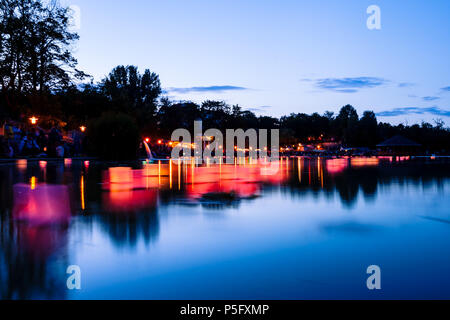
top-left (200, 100), bottom-right (231, 129)
top-left (258, 116), bottom-right (279, 129)
top-left (231, 104), bottom-right (242, 118)
top-left (101, 65), bottom-right (161, 132)
top-left (336, 105), bottom-right (359, 145)
top-left (156, 100), bottom-right (201, 137)
top-left (0, 0), bottom-right (86, 95)
top-left (357, 111), bottom-right (378, 147)
top-left (57, 83), bottom-right (111, 128)
top-left (0, 0), bottom-right (87, 121)
top-left (324, 111), bottom-right (335, 120)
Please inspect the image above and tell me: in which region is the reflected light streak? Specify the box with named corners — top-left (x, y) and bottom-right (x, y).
top-left (178, 160), bottom-right (181, 190)
top-left (81, 175), bottom-right (85, 211)
top-left (318, 158), bottom-right (324, 188)
top-left (30, 176), bottom-right (37, 190)
top-left (170, 160), bottom-right (173, 189)
top-left (159, 161), bottom-right (161, 186)
top-left (298, 158), bottom-right (302, 183)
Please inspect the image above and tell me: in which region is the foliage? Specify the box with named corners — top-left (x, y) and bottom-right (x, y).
top-left (0, 0), bottom-right (87, 94)
top-left (101, 65), bottom-right (161, 133)
top-left (0, 0), bottom-right (87, 119)
top-left (87, 112), bottom-right (140, 160)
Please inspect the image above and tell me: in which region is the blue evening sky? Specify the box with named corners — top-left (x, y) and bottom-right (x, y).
top-left (64, 0), bottom-right (450, 125)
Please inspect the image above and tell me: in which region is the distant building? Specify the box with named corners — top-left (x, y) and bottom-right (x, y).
top-left (377, 135), bottom-right (421, 155)
top-left (321, 142), bottom-right (341, 151)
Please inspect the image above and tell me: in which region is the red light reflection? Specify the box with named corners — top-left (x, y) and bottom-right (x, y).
top-left (102, 189), bottom-right (157, 213)
top-left (351, 157), bottom-right (379, 167)
top-left (13, 184), bottom-right (71, 226)
top-left (102, 167), bottom-right (159, 212)
top-left (326, 159), bottom-right (348, 174)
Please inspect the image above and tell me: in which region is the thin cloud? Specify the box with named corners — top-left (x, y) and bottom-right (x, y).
top-left (377, 106), bottom-right (450, 117)
top-left (247, 106), bottom-right (272, 112)
top-left (422, 96), bottom-right (440, 101)
top-left (398, 82), bottom-right (415, 88)
top-left (247, 108), bottom-right (263, 112)
top-left (167, 85), bottom-right (248, 94)
top-left (244, 106), bottom-right (272, 113)
top-left (441, 86), bottom-right (450, 92)
top-left (314, 77), bottom-right (388, 93)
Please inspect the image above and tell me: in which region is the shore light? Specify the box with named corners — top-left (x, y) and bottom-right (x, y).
top-left (30, 116), bottom-right (38, 125)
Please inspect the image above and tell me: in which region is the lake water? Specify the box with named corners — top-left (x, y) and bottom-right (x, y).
top-left (0, 157), bottom-right (449, 300)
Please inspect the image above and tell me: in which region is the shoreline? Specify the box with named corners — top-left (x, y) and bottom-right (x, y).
top-left (1, 155), bottom-right (449, 165)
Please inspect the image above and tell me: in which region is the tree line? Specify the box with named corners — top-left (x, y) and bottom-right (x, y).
top-left (1, 0), bottom-right (449, 156)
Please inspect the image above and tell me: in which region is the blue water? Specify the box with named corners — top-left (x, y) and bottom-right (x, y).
top-left (0, 158), bottom-right (449, 299)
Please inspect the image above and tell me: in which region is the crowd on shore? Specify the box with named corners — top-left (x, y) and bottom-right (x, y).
top-left (0, 121), bottom-right (85, 159)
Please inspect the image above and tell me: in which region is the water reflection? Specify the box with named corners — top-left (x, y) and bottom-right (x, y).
top-left (0, 177), bottom-right (70, 299)
top-left (0, 157), bottom-right (449, 299)
top-left (13, 184), bottom-right (71, 225)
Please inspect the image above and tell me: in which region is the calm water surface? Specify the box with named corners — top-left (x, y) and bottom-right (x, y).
top-left (0, 157), bottom-right (449, 300)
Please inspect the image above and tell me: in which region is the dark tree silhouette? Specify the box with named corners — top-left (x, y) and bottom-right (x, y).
top-left (101, 65), bottom-right (161, 133)
top-left (157, 99), bottom-right (202, 137)
top-left (336, 104), bottom-right (359, 145)
top-left (0, 0), bottom-right (87, 119)
top-left (357, 111), bottom-right (378, 147)
top-left (0, 0), bottom-right (86, 94)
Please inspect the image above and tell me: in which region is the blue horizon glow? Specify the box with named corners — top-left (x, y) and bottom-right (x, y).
top-left (66, 0), bottom-right (450, 125)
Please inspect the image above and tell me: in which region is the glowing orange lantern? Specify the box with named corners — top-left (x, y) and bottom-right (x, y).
top-left (30, 117), bottom-right (38, 125)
